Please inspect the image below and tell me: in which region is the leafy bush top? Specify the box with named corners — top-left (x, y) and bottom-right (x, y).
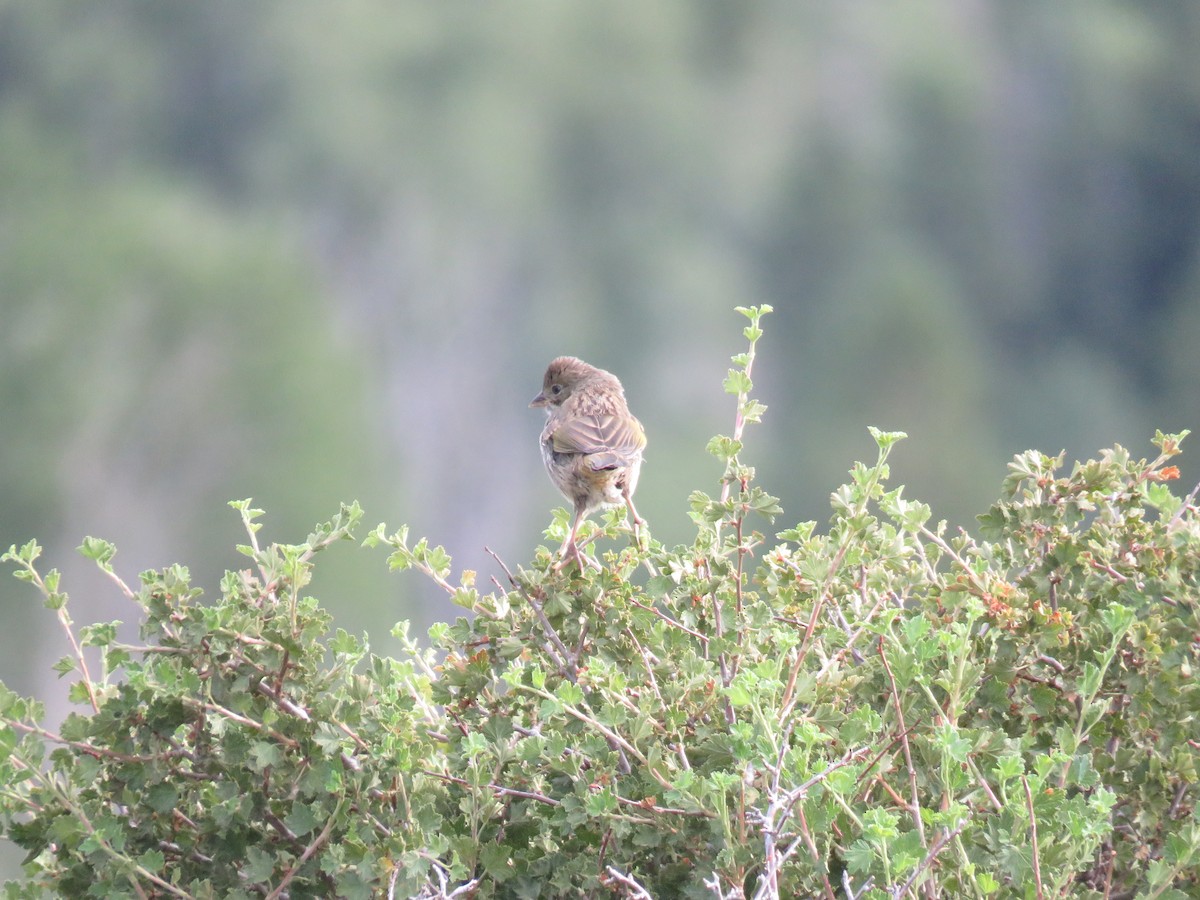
top-left (2, 306), bottom-right (1198, 898)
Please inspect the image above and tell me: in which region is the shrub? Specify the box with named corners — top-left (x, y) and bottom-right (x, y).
top-left (2, 306), bottom-right (1198, 898)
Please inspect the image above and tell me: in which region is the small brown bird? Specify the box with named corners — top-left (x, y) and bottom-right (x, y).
top-left (530, 356), bottom-right (646, 569)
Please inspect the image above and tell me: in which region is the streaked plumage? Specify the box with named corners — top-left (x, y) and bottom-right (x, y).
top-left (530, 357), bottom-right (646, 568)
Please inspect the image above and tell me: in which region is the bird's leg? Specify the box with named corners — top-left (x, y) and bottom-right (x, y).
top-left (623, 489), bottom-right (646, 549)
top-left (555, 508), bottom-right (601, 571)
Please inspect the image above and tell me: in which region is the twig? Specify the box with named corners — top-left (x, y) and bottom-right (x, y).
top-left (966, 757), bottom-right (1003, 813)
top-left (603, 866), bottom-right (654, 898)
top-left (414, 853), bottom-right (480, 898)
top-left (626, 596), bottom-right (709, 643)
top-left (753, 745), bottom-right (870, 899)
top-left (98, 564), bottom-right (138, 602)
top-left (895, 819), bottom-right (969, 897)
top-left (422, 769), bottom-right (561, 807)
top-left (878, 637), bottom-right (928, 855)
top-left (485, 545), bottom-right (519, 588)
top-left (265, 804), bottom-right (340, 900)
top-left (184, 699), bottom-right (300, 748)
top-left (797, 805), bottom-right (837, 900)
top-left (1166, 480), bottom-right (1200, 530)
top-left (486, 546), bottom-right (576, 679)
top-left (626, 627), bottom-right (665, 709)
top-left (842, 870), bottom-right (874, 900)
top-left (814, 591), bottom-right (891, 680)
top-left (615, 794), bottom-right (713, 818)
top-left (1167, 782), bottom-right (1189, 820)
top-left (1022, 776), bottom-right (1045, 900)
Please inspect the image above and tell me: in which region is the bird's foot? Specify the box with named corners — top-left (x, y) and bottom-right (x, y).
top-left (554, 540), bottom-right (602, 572)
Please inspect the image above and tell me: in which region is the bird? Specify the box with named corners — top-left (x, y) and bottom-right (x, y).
top-left (530, 356), bottom-right (646, 569)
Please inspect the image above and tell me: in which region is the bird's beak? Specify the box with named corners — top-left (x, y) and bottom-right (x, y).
top-left (529, 391), bottom-right (548, 408)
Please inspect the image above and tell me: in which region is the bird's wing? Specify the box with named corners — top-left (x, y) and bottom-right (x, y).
top-left (551, 413), bottom-right (646, 461)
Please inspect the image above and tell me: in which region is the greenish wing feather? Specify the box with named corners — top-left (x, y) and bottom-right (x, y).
top-left (551, 414), bottom-right (646, 459)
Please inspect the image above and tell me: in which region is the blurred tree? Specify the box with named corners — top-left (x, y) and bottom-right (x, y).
top-left (0, 113), bottom-right (391, 698)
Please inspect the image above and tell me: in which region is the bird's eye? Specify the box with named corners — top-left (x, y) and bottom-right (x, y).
top-left (551, 384), bottom-right (563, 395)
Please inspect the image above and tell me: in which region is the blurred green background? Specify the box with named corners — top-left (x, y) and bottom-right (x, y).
top-left (1, 0), bottom-right (1198, 821)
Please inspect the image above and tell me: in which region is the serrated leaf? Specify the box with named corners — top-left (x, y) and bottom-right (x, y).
top-left (78, 536), bottom-right (116, 566)
top-left (723, 369), bottom-right (752, 396)
top-left (283, 803), bottom-right (320, 837)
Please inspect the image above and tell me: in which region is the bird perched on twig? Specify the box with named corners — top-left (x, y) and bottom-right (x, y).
top-left (530, 357), bottom-right (646, 569)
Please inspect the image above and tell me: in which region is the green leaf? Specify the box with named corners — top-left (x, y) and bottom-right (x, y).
top-left (723, 369), bottom-right (752, 396)
top-left (844, 838), bottom-right (875, 875)
top-left (283, 803), bottom-right (321, 837)
top-left (556, 681), bottom-right (584, 706)
top-left (136, 849), bottom-right (166, 872)
top-left (1100, 602), bottom-right (1134, 638)
top-left (740, 399), bottom-right (767, 423)
top-left (250, 741), bottom-right (283, 771)
top-left (244, 846), bottom-right (276, 882)
top-left (867, 426), bottom-right (908, 450)
top-left (78, 536), bottom-right (117, 566)
top-left (706, 435), bottom-right (742, 462)
top-left (146, 783), bottom-right (178, 815)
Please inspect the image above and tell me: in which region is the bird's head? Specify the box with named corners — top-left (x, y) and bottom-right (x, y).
top-left (529, 356), bottom-right (602, 409)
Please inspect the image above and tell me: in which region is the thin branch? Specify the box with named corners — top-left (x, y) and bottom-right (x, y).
top-left (842, 870), bottom-right (874, 900)
top-left (895, 819), bottom-right (969, 897)
top-left (265, 804), bottom-right (340, 900)
top-left (615, 793), bottom-right (714, 818)
top-left (487, 546), bottom-right (576, 678)
top-left (603, 866), bottom-right (654, 899)
top-left (422, 769), bottom-right (561, 807)
top-left (1022, 776), bottom-right (1046, 900)
top-left (878, 637), bottom-right (929, 856)
top-left (6, 719), bottom-right (197, 768)
top-left (814, 591), bottom-right (891, 680)
top-left (626, 595), bottom-right (709, 643)
top-left (1166, 480), bottom-right (1200, 530)
top-left (966, 757), bottom-right (1003, 814)
top-left (182, 699), bottom-right (300, 749)
top-left (98, 564), bottom-right (138, 602)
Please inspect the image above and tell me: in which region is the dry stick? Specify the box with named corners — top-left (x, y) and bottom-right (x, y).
top-left (486, 545), bottom-right (576, 678)
top-left (757, 726), bottom-right (793, 899)
top-left (877, 637), bottom-right (930, 861)
top-left (265, 806), bottom-right (340, 900)
top-left (966, 757), bottom-right (1004, 814)
top-left (895, 819), bottom-right (969, 898)
top-left (1100, 837), bottom-right (1115, 900)
top-left (754, 745), bottom-right (871, 900)
top-left (1167, 782), bottom-right (1190, 820)
top-left (626, 596), bottom-right (708, 643)
top-left (797, 805), bottom-right (838, 900)
top-left (818, 594), bottom-right (891, 680)
top-left (604, 866), bottom-right (654, 899)
top-left (1022, 775), bottom-right (1046, 900)
top-left (423, 770), bottom-right (561, 807)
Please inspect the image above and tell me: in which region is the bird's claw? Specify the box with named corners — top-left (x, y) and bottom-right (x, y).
top-left (554, 541), bottom-right (602, 572)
